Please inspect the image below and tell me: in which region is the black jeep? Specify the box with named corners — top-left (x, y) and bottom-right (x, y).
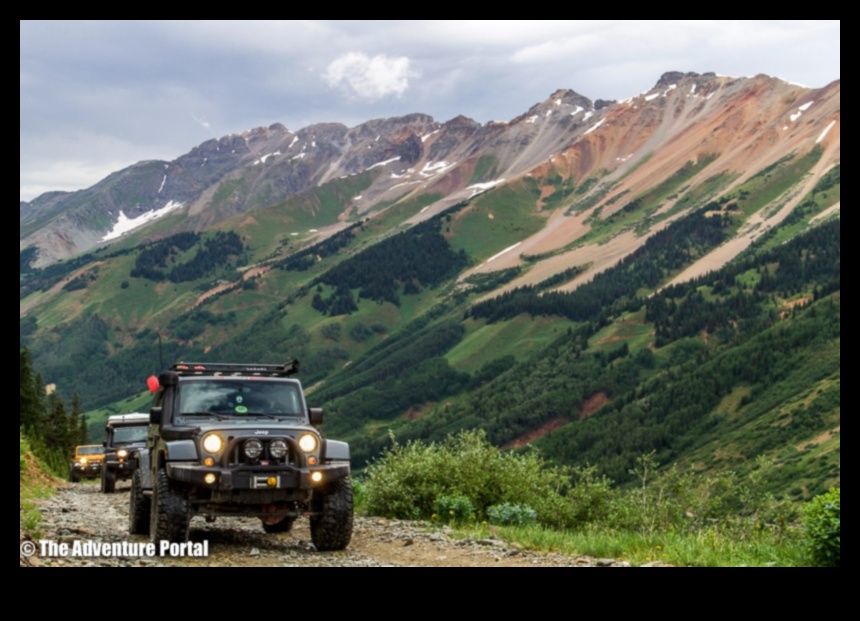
top-left (128, 361), bottom-right (353, 551)
top-left (101, 413), bottom-right (149, 493)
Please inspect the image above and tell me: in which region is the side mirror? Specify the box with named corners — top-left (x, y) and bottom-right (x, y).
top-left (149, 406), bottom-right (163, 426)
top-left (309, 407), bottom-right (324, 426)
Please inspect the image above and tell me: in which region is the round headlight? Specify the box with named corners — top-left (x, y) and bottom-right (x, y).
top-left (298, 434), bottom-right (318, 453)
top-left (79, 457), bottom-right (87, 465)
top-left (202, 433), bottom-right (224, 454)
top-left (244, 439), bottom-right (263, 460)
top-left (117, 449), bottom-right (128, 459)
top-left (269, 439), bottom-right (288, 459)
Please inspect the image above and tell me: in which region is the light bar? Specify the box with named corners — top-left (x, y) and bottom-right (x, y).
top-left (169, 360), bottom-right (300, 377)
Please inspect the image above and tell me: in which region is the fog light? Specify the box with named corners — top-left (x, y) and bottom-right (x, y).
top-left (204, 473), bottom-right (217, 485)
top-left (244, 439), bottom-right (263, 460)
top-left (203, 457), bottom-right (215, 467)
top-left (267, 477), bottom-right (277, 488)
top-left (311, 472), bottom-right (323, 483)
top-left (269, 439), bottom-right (288, 459)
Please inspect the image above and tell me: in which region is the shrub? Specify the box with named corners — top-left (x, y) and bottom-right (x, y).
top-left (803, 487), bottom-right (840, 567)
top-left (352, 478), bottom-right (368, 514)
top-left (487, 502), bottom-right (538, 527)
top-left (363, 429), bottom-right (574, 527)
top-left (20, 436), bottom-right (28, 472)
top-left (567, 465), bottom-right (616, 526)
top-left (434, 495), bottom-right (475, 524)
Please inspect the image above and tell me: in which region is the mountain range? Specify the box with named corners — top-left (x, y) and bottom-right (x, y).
top-left (19, 71), bottom-right (841, 500)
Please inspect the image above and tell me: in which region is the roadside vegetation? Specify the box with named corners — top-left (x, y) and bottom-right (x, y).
top-left (356, 429), bottom-right (839, 567)
top-left (20, 434), bottom-right (59, 540)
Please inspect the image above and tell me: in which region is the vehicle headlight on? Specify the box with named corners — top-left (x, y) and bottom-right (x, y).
top-left (79, 457), bottom-right (87, 465)
top-left (117, 449), bottom-right (128, 459)
top-left (298, 434), bottom-right (318, 453)
top-left (244, 439), bottom-right (263, 460)
top-left (269, 439), bottom-right (288, 459)
top-left (202, 433), bottom-right (224, 454)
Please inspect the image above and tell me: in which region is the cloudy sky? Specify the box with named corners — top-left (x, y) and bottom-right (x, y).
top-left (20, 20), bottom-right (840, 203)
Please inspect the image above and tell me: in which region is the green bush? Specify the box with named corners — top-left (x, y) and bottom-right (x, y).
top-left (487, 502), bottom-right (538, 526)
top-left (363, 429), bottom-right (574, 527)
top-left (803, 487), bottom-right (840, 567)
top-left (20, 435), bottom-right (28, 472)
top-left (434, 495), bottom-right (475, 524)
top-left (352, 478), bottom-right (368, 514)
top-left (567, 465), bottom-right (616, 526)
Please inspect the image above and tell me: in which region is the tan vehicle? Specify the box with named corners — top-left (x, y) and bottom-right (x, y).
top-left (69, 445), bottom-right (105, 482)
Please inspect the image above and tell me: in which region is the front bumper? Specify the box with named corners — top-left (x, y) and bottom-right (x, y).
top-left (105, 459), bottom-right (136, 472)
top-left (166, 462), bottom-right (350, 491)
top-left (73, 464), bottom-right (103, 477)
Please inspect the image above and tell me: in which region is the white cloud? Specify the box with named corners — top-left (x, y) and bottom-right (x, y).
top-left (324, 52), bottom-right (414, 100)
top-left (192, 114), bottom-right (211, 130)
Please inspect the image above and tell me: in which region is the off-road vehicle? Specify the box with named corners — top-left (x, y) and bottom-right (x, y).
top-left (100, 412), bottom-right (149, 493)
top-left (69, 445), bottom-right (105, 482)
top-left (129, 361), bottom-right (353, 551)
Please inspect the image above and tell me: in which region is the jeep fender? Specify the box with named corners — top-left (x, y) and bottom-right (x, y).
top-left (137, 450), bottom-right (152, 490)
top-left (323, 439), bottom-right (350, 463)
top-left (164, 439), bottom-right (198, 461)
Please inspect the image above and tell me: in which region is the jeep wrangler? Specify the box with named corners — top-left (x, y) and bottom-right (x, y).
top-left (101, 412), bottom-right (149, 493)
top-left (129, 361), bottom-right (353, 551)
top-left (69, 445), bottom-right (105, 482)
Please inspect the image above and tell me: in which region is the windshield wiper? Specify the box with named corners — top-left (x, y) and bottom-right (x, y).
top-left (180, 411), bottom-right (231, 420)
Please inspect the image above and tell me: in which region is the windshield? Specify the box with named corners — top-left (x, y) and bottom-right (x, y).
top-left (78, 446), bottom-right (103, 455)
top-left (177, 379), bottom-right (303, 419)
top-left (112, 426), bottom-right (148, 444)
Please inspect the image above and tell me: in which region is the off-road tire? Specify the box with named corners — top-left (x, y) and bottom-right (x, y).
top-left (101, 467), bottom-right (117, 493)
top-left (129, 468), bottom-right (151, 535)
top-left (262, 516), bottom-right (295, 534)
top-left (68, 467), bottom-right (78, 483)
top-left (310, 475), bottom-right (354, 551)
top-left (149, 466), bottom-right (191, 544)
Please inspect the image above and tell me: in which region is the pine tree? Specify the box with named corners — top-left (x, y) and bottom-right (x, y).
top-left (69, 393), bottom-right (88, 445)
top-left (43, 393), bottom-right (71, 455)
top-left (19, 348), bottom-right (42, 432)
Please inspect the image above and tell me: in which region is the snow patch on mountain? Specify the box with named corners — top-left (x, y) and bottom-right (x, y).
top-left (102, 201), bottom-right (184, 241)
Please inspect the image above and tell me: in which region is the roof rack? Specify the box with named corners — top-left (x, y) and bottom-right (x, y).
top-left (106, 413), bottom-right (149, 426)
top-left (169, 360), bottom-right (300, 378)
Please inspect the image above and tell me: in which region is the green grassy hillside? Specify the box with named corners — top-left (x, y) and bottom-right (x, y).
top-left (20, 152), bottom-right (840, 505)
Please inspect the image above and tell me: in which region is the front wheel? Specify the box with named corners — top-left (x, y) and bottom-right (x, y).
top-left (101, 467), bottom-right (116, 493)
top-left (129, 468), bottom-right (151, 535)
top-left (310, 476), bottom-right (354, 551)
top-left (149, 467), bottom-right (191, 544)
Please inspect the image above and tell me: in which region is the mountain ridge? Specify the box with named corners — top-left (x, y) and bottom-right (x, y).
top-left (21, 71), bottom-right (839, 270)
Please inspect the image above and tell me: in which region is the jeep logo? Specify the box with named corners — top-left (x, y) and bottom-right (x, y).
top-left (254, 430), bottom-right (269, 435)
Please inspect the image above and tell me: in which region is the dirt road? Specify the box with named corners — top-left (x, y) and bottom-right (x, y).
top-left (21, 481), bottom-right (635, 567)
